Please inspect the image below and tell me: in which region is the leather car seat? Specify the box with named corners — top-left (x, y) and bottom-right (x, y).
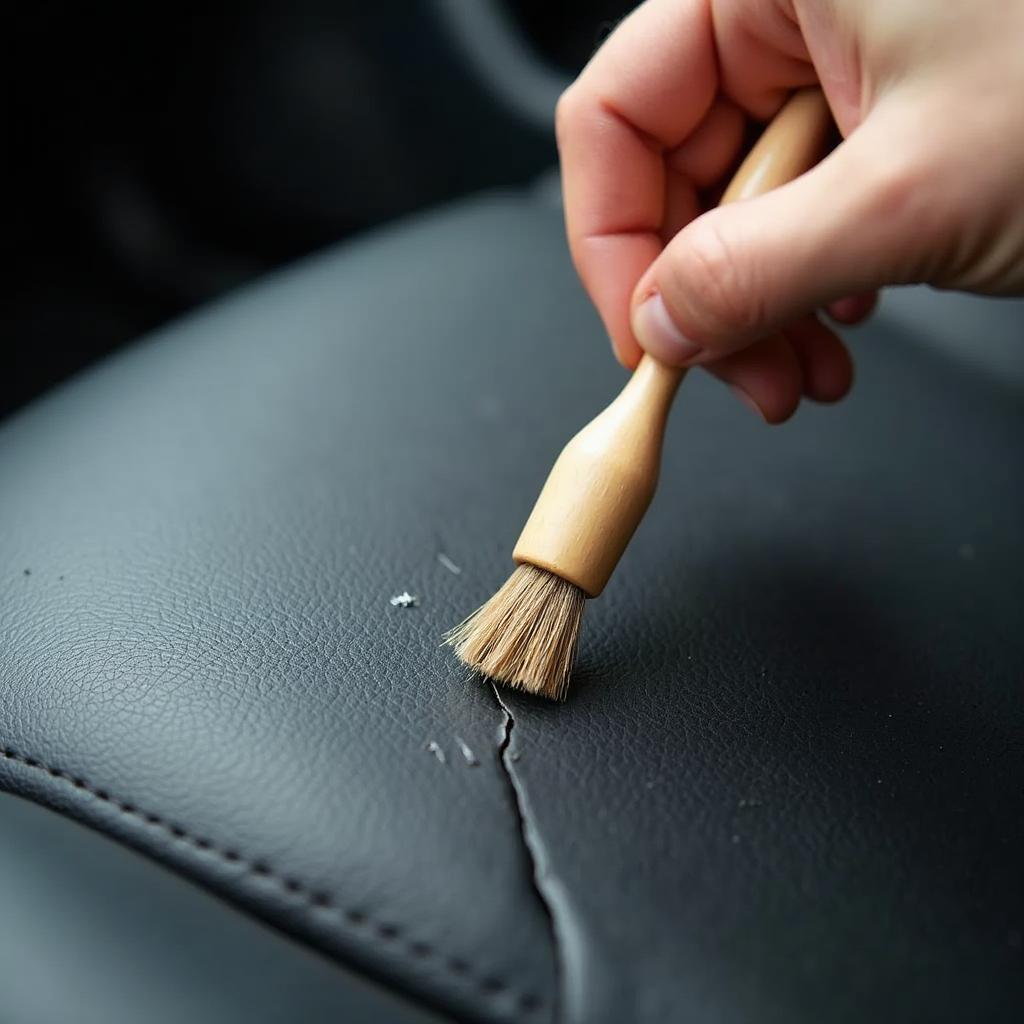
top-left (2, 191), bottom-right (1022, 1023)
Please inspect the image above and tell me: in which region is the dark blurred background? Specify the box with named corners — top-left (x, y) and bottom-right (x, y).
top-left (4, 0), bottom-right (632, 421)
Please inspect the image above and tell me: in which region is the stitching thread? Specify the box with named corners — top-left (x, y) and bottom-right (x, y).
top-left (0, 744), bottom-right (543, 1017)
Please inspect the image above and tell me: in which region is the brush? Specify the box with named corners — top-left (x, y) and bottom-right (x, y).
top-left (447, 88), bottom-right (833, 700)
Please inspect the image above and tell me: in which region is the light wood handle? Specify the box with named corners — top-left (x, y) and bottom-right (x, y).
top-left (629, 88), bottom-right (834, 403)
top-left (514, 88), bottom-right (832, 597)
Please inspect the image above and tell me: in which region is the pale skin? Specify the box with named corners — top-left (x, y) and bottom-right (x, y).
top-left (557, 0), bottom-right (1024, 422)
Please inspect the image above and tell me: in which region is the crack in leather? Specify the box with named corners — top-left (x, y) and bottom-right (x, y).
top-left (489, 684), bottom-right (565, 1023)
top-left (0, 743), bottom-right (545, 1018)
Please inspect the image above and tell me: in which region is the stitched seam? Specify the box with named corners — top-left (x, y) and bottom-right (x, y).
top-left (0, 744), bottom-right (544, 1017)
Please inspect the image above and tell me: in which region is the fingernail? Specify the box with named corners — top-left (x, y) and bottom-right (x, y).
top-left (729, 384), bottom-right (766, 421)
top-left (632, 292), bottom-right (702, 364)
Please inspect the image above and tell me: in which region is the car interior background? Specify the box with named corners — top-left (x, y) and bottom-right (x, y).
top-left (3, 3), bottom-right (1023, 1023)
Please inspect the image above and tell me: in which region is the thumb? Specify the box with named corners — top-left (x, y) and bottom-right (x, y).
top-left (630, 101), bottom-right (943, 365)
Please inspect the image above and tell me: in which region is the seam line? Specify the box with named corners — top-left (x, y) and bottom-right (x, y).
top-left (0, 742), bottom-right (544, 1018)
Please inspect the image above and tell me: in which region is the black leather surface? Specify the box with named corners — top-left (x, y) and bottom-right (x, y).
top-left (0, 791), bottom-right (448, 1024)
top-left (1, 193), bottom-right (1023, 1023)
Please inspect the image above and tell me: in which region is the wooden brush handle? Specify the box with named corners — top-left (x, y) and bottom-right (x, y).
top-left (640, 87), bottom-right (834, 396)
top-left (514, 88), bottom-right (833, 597)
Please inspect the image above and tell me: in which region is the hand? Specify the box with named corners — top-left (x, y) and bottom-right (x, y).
top-left (557, 0), bottom-right (1024, 421)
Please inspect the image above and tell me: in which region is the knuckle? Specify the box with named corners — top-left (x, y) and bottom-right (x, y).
top-left (862, 139), bottom-right (968, 283)
top-left (865, 144), bottom-right (934, 224)
top-left (670, 219), bottom-right (761, 341)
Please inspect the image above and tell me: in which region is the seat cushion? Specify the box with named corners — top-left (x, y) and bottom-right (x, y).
top-left (2, 193), bottom-right (1023, 1024)
top-left (0, 791), bottom-right (446, 1024)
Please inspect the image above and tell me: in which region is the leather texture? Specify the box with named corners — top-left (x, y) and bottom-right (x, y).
top-left (1, 193), bottom-right (1022, 1023)
top-left (0, 791), bottom-right (448, 1024)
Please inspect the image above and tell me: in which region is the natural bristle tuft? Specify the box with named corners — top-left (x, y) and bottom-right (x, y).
top-left (444, 564), bottom-right (585, 701)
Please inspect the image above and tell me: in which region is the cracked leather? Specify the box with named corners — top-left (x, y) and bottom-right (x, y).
top-left (1, 194), bottom-right (1023, 1023)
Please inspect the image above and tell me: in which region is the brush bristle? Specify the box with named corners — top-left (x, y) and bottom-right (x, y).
top-left (445, 563), bottom-right (585, 701)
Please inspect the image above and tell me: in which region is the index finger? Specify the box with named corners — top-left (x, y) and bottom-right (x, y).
top-left (557, 0), bottom-right (718, 365)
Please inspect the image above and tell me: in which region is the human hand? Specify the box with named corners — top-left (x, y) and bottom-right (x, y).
top-left (557, 0), bottom-right (1024, 421)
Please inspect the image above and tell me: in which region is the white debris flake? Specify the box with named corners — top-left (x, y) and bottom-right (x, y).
top-left (455, 736), bottom-right (479, 767)
top-left (437, 553), bottom-right (462, 575)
